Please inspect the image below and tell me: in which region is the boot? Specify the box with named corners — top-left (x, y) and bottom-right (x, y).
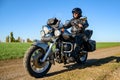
top-left (75, 44), bottom-right (82, 53)
top-left (80, 50), bottom-right (87, 56)
top-left (67, 57), bottom-right (75, 63)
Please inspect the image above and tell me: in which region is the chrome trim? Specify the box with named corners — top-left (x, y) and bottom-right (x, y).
top-left (62, 42), bottom-right (73, 53)
top-left (42, 25), bottom-right (52, 34)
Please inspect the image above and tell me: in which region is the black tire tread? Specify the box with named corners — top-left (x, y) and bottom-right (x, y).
top-left (23, 46), bottom-right (51, 78)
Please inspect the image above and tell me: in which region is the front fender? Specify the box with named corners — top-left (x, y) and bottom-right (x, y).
top-left (32, 40), bottom-right (49, 52)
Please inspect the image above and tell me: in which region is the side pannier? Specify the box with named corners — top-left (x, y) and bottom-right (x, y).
top-left (86, 40), bottom-right (96, 52)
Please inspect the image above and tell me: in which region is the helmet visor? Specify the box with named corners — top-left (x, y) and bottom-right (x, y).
top-left (72, 10), bottom-right (79, 14)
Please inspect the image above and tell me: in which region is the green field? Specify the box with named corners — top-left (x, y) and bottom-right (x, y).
top-left (0, 42), bottom-right (120, 60)
top-left (97, 42), bottom-right (120, 49)
top-left (0, 43), bottom-right (31, 60)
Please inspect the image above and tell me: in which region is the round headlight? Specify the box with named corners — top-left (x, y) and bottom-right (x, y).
top-left (54, 30), bottom-right (61, 37)
top-left (42, 25), bottom-right (51, 34)
top-left (40, 30), bottom-right (45, 37)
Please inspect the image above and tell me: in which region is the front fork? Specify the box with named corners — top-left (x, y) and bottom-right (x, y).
top-left (40, 39), bottom-right (57, 62)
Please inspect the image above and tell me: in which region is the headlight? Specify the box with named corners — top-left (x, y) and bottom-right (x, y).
top-left (40, 30), bottom-right (45, 37)
top-left (54, 30), bottom-right (61, 37)
top-left (42, 25), bottom-right (51, 34)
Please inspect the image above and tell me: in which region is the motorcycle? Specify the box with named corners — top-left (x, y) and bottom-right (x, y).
top-left (23, 17), bottom-right (96, 78)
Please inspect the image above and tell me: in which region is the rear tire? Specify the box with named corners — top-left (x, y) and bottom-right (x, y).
top-left (76, 52), bottom-right (88, 64)
top-left (23, 46), bottom-right (51, 78)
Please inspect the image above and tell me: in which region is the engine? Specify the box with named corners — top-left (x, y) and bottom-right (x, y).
top-left (62, 42), bottom-right (73, 53)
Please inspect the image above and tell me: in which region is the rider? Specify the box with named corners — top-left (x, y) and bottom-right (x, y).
top-left (63, 7), bottom-right (89, 53)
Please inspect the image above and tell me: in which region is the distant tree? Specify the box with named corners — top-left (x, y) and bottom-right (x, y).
top-left (6, 35), bottom-right (9, 42)
top-left (15, 37), bottom-right (21, 42)
top-left (18, 37), bottom-right (21, 42)
top-left (27, 38), bottom-right (33, 43)
top-left (10, 32), bottom-right (15, 42)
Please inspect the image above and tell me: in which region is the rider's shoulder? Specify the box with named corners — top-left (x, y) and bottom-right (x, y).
top-left (80, 16), bottom-right (87, 21)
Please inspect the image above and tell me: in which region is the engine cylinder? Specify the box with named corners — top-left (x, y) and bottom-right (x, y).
top-left (62, 42), bottom-right (73, 53)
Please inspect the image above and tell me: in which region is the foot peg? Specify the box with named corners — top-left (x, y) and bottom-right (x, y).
top-left (80, 51), bottom-right (87, 55)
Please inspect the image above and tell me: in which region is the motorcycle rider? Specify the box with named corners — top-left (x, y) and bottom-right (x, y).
top-left (63, 7), bottom-right (89, 56)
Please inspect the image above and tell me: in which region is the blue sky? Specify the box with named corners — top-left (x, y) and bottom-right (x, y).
top-left (0, 0), bottom-right (120, 42)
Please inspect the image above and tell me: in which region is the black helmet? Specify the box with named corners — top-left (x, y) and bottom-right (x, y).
top-left (72, 8), bottom-right (82, 16)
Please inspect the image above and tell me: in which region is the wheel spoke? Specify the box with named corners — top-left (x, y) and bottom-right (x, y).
top-left (24, 46), bottom-right (51, 78)
top-left (29, 48), bottom-right (50, 73)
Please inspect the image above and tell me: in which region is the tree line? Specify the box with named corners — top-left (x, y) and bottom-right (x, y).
top-left (6, 32), bottom-right (33, 43)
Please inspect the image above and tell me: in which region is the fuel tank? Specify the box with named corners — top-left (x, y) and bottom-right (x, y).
top-left (62, 29), bottom-right (74, 42)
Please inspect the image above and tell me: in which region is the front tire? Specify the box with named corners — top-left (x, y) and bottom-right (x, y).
top-left (23, 46), bottom-right (51, 78)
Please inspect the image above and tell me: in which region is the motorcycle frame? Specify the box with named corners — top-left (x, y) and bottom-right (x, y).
top-left (32, 39), bottom-right (57, 62)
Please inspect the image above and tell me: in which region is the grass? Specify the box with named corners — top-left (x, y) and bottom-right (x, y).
top-left (0, 43), bottom-right (31, 60)
top-left (0, 42), bottom-right (120, 60)
top-left (96, 42), bottom-right (120, 49)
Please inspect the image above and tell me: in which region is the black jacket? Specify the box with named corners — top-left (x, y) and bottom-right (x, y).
top-left (64, 17), bottom-right (89, 34)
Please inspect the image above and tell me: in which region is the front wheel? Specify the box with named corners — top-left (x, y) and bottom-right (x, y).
top-left (23, 46), bottom-right (51, 78)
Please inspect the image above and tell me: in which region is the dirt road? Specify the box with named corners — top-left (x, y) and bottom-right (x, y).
top-left (0, 46), bottom-right (120, 80)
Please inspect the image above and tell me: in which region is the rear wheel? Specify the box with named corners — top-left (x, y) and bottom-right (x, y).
top-left (23, 46), bottom-right (51, 78)
top-left (76, 52), bottom-right (88, 64)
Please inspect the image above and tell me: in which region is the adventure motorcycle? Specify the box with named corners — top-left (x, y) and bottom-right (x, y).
top-left (23, 18), bottom-right (96, 78)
